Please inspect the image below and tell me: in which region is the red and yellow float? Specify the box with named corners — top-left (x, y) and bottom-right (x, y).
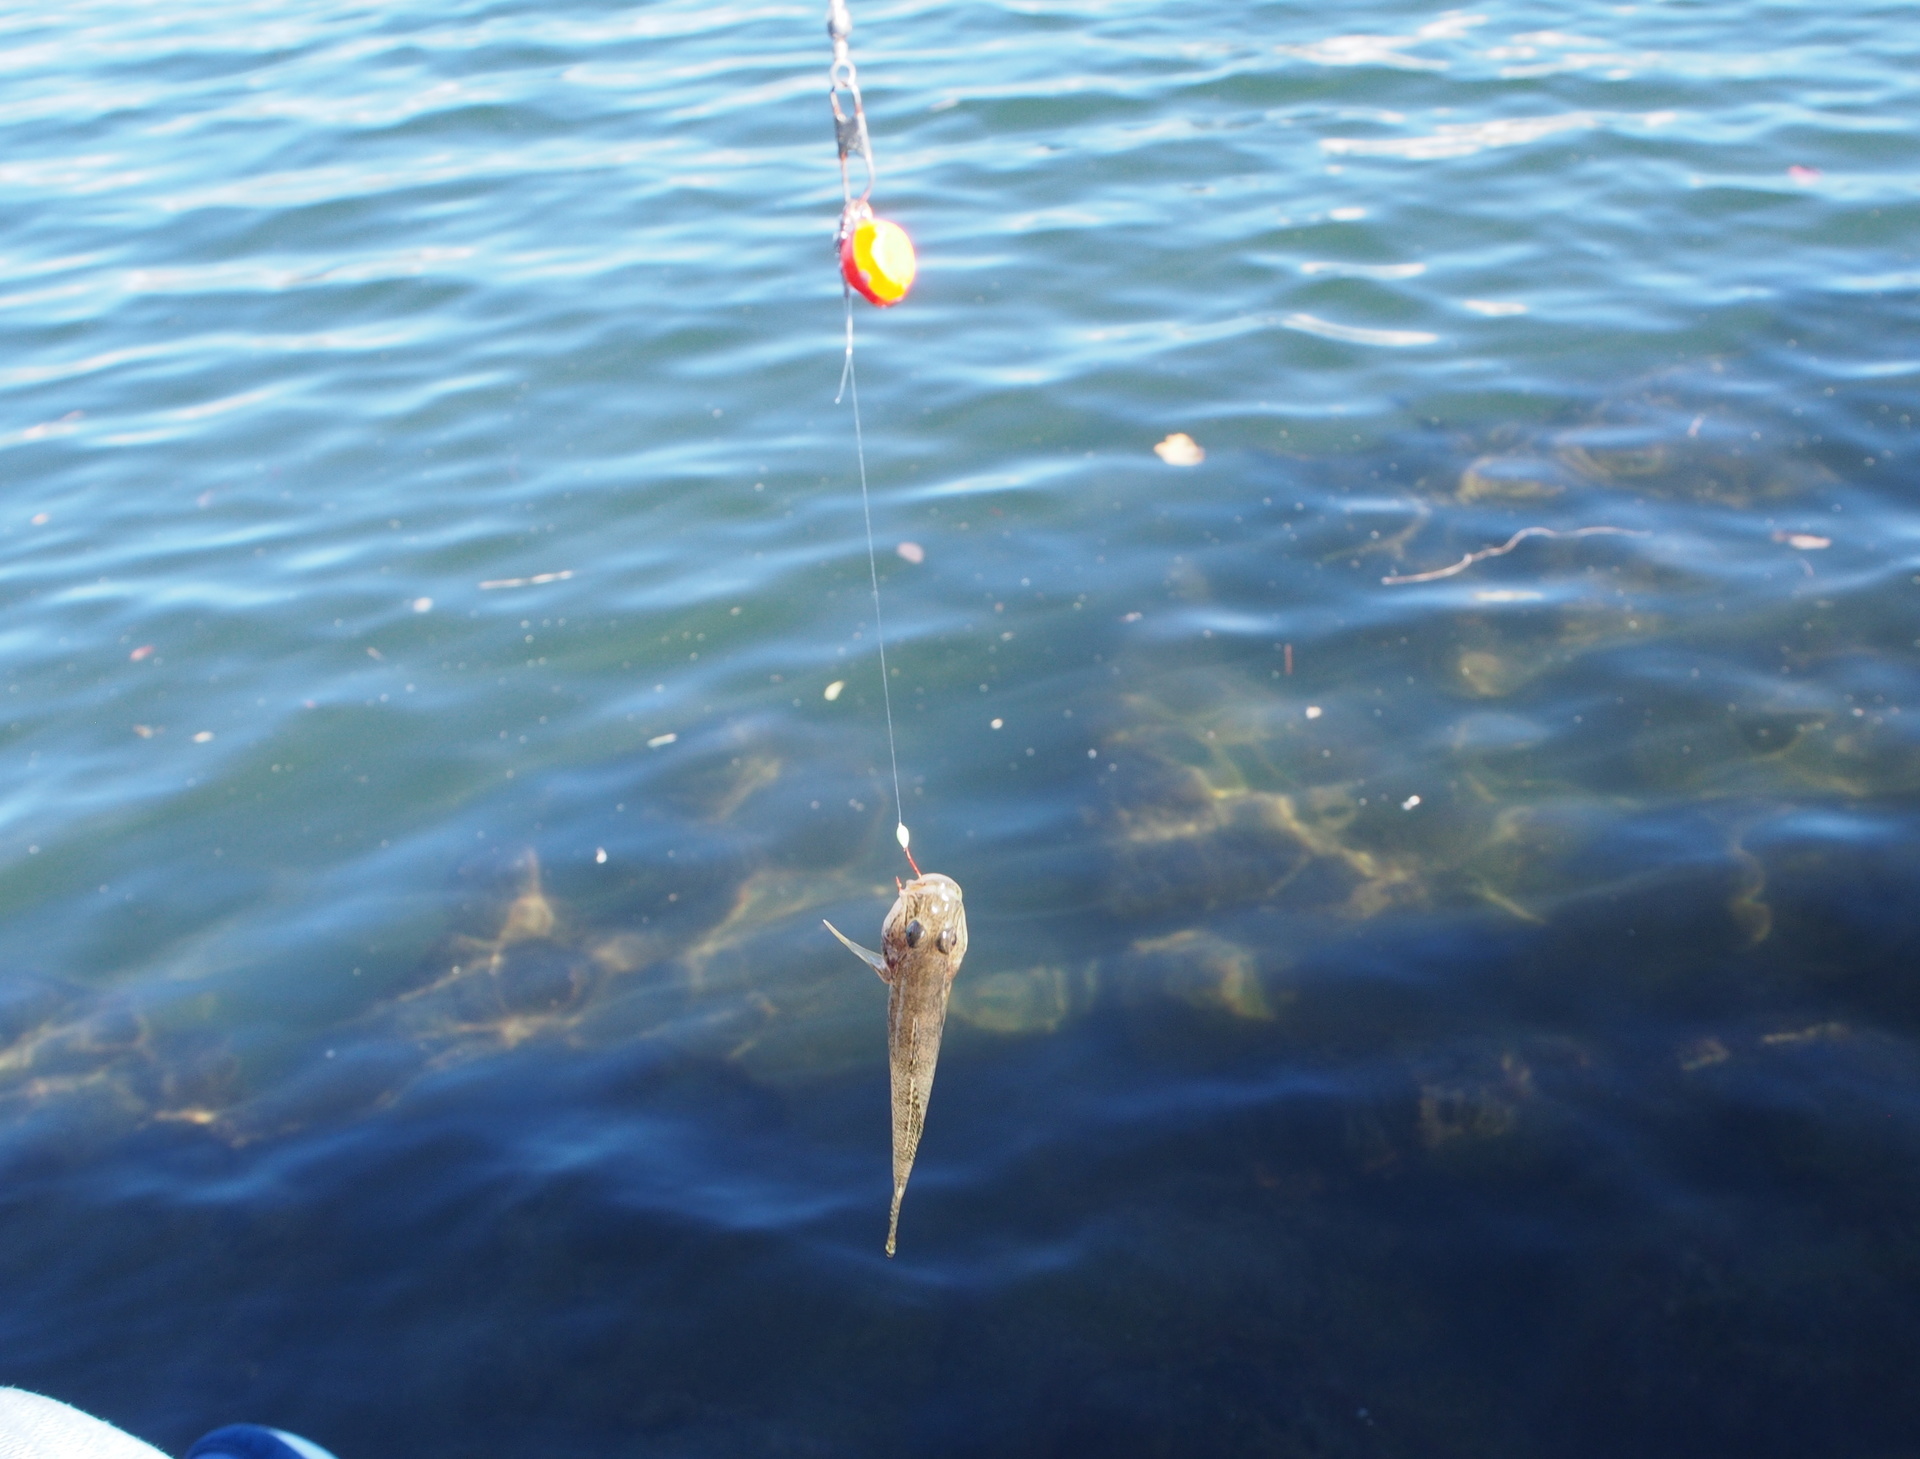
top-left (840, 214), bottom-right (917, 307)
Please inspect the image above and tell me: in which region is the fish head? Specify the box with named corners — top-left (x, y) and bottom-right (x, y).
top-left (881, 873), bottom-right (968, 983)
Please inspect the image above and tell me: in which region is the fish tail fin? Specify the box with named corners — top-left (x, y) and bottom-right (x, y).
top-left (886, 1182), bottom-right (904, 1257)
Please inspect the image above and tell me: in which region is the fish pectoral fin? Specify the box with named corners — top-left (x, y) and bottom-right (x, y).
top-left (822, 919), bottom-right (890, 981)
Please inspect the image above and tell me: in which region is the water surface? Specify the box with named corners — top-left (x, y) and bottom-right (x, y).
top-left (2, 0), bottom-right (1919, 1454)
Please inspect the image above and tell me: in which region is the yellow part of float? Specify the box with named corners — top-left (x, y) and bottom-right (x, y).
top-left (848, 217), bottom-right (917, 305)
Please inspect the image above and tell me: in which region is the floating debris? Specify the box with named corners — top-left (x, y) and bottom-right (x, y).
top-left (824, 680), bottom-right (846, 702)
top-left (1153, 433), bottom-right (1205, 466)
top-left (192, 731), bottom-right (214, 743)
top-left (1383, 525), bottom-right (1649, 585)
top-left (412, 597), bottom-right (433, 613)
top-left (129, 645), bottom-right (155, 661)
top-left (647, 733), bottom-right (677, 749)
top-left (1773, 531), bottom-right (1830, 550)
top-left (896, 541), bottom-right (925, 564)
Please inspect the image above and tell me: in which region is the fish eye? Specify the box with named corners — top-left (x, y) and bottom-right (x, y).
top-left (904, 919), bottom-right (924, 948)
top-left (936, 927), bottom-right (957, 955)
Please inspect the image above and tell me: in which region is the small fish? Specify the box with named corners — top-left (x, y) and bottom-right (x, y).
top-left (824, 872), bottom-right (969, 1257)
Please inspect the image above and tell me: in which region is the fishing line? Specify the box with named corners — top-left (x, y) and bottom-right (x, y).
top-left (840, 295), bottom-right (916, 875)
top-left (827, 0), bottom-right (921, 876)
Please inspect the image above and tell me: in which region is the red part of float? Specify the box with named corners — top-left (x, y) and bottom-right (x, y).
top-left (841, 216), bottom-right (917, 307)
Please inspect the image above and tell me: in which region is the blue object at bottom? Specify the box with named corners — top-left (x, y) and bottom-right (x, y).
top-left (184, 1424), bottom-right (340, 1459)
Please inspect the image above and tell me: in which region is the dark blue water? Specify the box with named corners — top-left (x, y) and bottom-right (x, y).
top-left (3, 0), bottom-right (1919, 1453)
